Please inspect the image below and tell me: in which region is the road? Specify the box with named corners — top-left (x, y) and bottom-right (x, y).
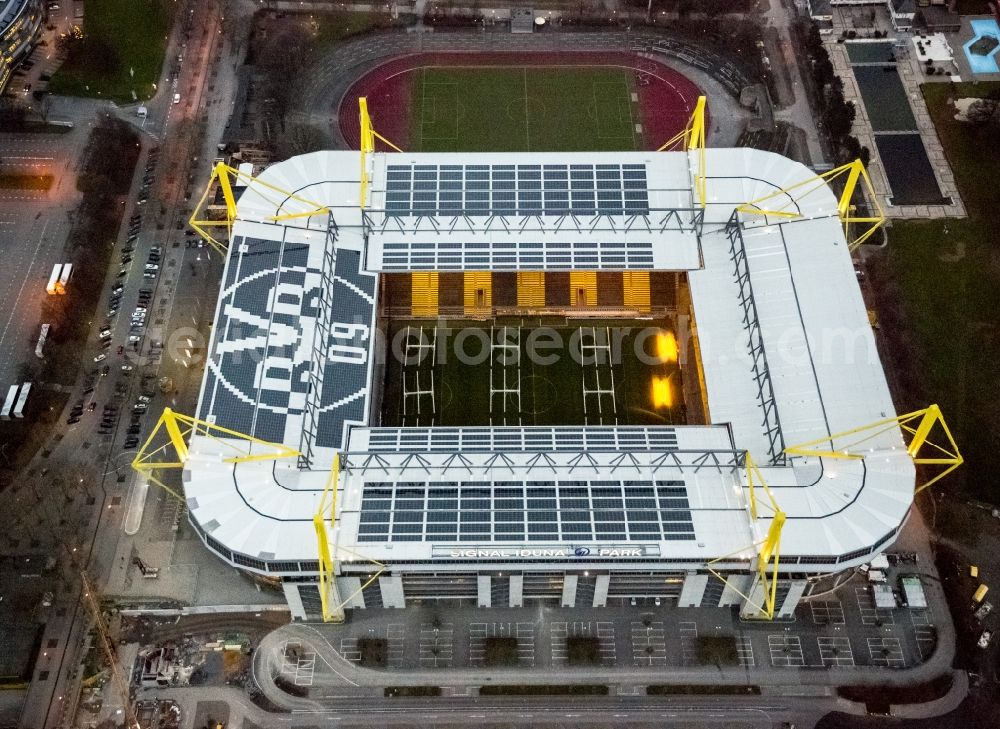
top-left (143, 683), bottom-right (834, 729)
top-left (12, 1), bottom-right (239, 727)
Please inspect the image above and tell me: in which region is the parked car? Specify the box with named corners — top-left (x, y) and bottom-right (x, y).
top-left (978, 630), bottom-right (993, 649)
top-left (121, 364), bottom-right (134, 372)
top-left (93, 353), bottom-right (106, 363)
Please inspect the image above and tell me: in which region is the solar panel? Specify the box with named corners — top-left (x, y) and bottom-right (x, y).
top-left (315, 249), bottom-right (377, 449)
top-left (384, 163), bottom-right (649, 218)
top-left (357, 479), bottom-right (695, 543)
top-left (362, 427), bottom-right (679, 453)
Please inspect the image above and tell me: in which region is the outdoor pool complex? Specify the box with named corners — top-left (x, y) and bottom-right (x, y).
top-left (964, 18), bottom-right (1000, 74)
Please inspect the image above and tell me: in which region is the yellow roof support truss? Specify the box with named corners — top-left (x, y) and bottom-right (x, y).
top-left (735, 159), bottom-right (885, 251)
top-left (707, 451), bottom-right (786, 620)
top-left (189, 162), bottom-right (332, 255)
top-left (314, 453), bottom-right (385, 622)
top-left (784, 404), bottom-right (962, 494)
top-left (131, 407), bottom-right (301, 500)
top-left (657, 95), bottom-right (707, 208)
top-left (359, 97), bottom-right (403, 210)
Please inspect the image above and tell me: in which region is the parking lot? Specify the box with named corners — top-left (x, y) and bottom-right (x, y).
top-left (302, 572), bottom-right (940, 677)
top-left (0, 131), bottom-right (83, 388)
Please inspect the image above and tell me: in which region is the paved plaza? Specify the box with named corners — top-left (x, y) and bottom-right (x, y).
top-left (288, 573), bottom-right (943, 679)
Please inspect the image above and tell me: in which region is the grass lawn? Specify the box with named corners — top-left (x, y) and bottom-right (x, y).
top-left (311, 11), bottom-right (398, 48)
top-left (873, 83), bottom-right (1000, 501)
top-left (49, 0), bottom-right (173, 102)
top-left (380, 320), bottom-right (684, 428)
top-left (410, 67), bottom-right (639, 152)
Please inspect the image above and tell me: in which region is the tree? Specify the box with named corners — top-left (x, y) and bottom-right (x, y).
top-left (966, 98), bottom-right (999, 125)
top-left (275, 123), bottom-right (330, 160)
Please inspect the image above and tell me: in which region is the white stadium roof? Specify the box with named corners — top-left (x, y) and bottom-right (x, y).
top-left (185, 148), bottom-right (913, 573)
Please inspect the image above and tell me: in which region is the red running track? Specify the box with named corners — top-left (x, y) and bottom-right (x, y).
top-left (339, 51), bottom-right (708, 151)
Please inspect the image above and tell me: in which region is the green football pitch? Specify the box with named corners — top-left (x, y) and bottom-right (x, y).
top-left (380, 320), bottom-right (685, 428)
top-left (410, 67), bottom-right (640, 152)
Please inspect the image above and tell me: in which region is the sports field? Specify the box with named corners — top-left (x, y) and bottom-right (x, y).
top-left (380, 320), bottom-right (686, 428)
top-left (410, 67), bottom-right (638, 152)
top-left (339, 51), bottom-right (704, 152)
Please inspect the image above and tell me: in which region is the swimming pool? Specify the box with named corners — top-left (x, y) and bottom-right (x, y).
top-left (846, 42), bottom-right (896, 64)
top-left (964, 18), bottom-right (1000, 75)
top-left (853, 65), bottom-right (918, 131)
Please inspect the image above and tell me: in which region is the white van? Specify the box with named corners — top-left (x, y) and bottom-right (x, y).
top-left (173, 93), bottom-right (180, 105)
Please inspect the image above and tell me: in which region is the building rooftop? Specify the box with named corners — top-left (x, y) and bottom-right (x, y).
top-left (186, 148), bottom-right (912, 572)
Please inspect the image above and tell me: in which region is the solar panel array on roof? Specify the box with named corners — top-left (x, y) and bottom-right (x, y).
top-left (315, 249), bottom-right (378, 449)
top-left (384, 163), bottom-right (650, 217)
top-left (378, 239), bottom-right (655, 271)
top-left (201, 237), bottom-right (286, 436)
top-left (363, 427), bottom-right (679, 453)
top-left (200, 237), bottom-right (319, 443)
top-left (358, 480), bottom-right (695, 543)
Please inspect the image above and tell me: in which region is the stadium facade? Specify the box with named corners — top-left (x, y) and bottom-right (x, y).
top-left (185, 147), bottom-right (914, 620)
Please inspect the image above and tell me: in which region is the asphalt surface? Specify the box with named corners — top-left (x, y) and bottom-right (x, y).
top-left (0, 132), bottom-right (85, 388)
top-left (11, 0), bottom-right (237, 726)
top-left (144, 684), bottom-right (838, 729)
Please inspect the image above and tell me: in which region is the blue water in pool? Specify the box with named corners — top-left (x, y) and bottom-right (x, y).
top-left (964, 18), bottom-right (1000, 74)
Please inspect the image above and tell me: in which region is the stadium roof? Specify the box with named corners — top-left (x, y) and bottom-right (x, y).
top-left (186, 149), bottom-right (913, 572)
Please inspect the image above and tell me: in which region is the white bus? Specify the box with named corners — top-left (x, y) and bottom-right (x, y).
top-left (12, 382), bottom-right (31, 418)
top-left (46, 264), bottom-right (63, 295)
top-left (56, 263), bottom-right (73, 295)
top-left (0, 384), bottom-right (19, 420)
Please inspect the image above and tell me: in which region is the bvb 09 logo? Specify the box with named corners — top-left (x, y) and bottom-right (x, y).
top-left (574, 547), bottom-right (591, 557)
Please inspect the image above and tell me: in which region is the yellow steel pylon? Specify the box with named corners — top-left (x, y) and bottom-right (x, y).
top-left (189, 162), bottom-right (332, 254)
top-left (657, 95), bottom-right (707, 208)
top-left (706, 452), bottom-right (786, 620)
top-left (735, 159), bottom-right (885, 250)
top-left (131, 407), bottom-right (301, 499)
top-left (784, 404), bottom-right (962, 494)
top-left (314, 454), bottom-right (385, 622)
top-left (359, 97), bottom-right (403, 210)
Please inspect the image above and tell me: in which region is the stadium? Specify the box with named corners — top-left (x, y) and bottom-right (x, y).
top-left (145, 53), bottom-right (960, 623)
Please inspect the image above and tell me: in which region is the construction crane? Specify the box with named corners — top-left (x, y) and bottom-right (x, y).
top-left (80, 571), bottom-right (140, 729)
